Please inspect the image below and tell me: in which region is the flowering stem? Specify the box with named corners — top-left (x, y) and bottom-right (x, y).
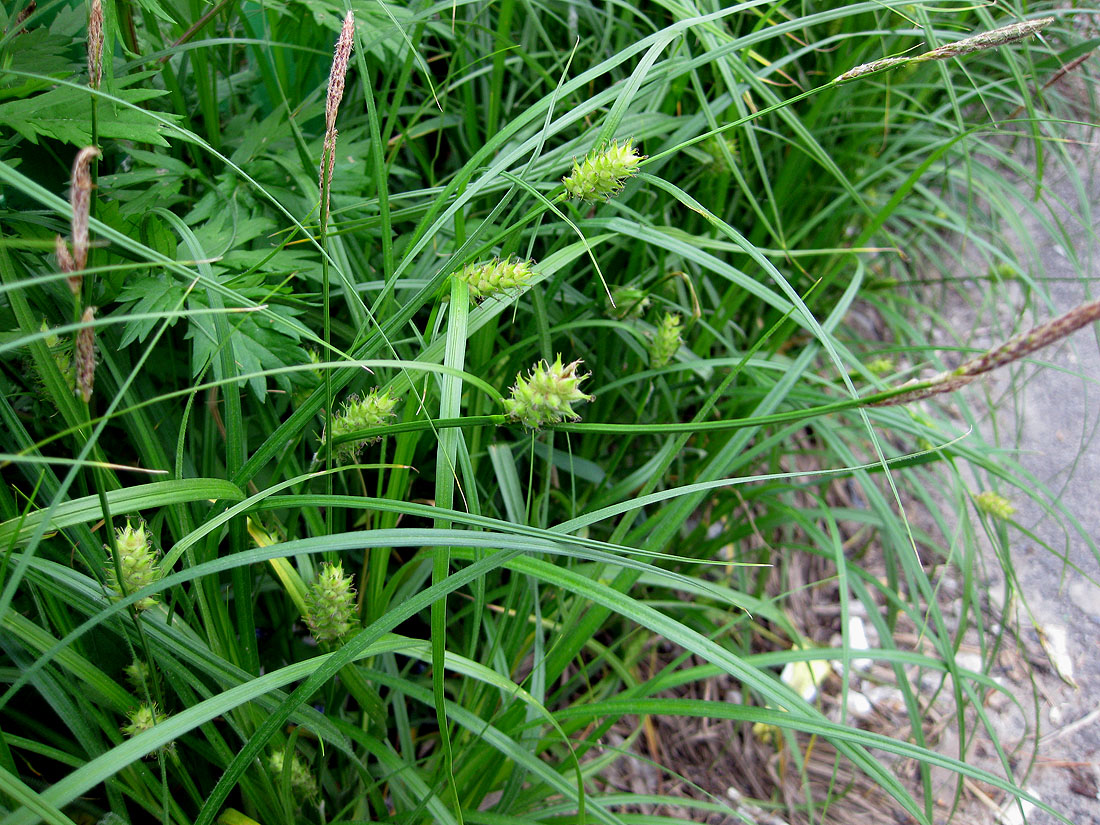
top-left (872, 296), bottom-right (1100, 407)
top-left (87, 0), bottom-right (102, 311)
top-left (319, 12), bottom-right (354, 531)
top-left (834, 17), bottom-right (1054, 83)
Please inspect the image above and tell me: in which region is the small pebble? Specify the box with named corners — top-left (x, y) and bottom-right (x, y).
top-left (1068, 579), bottom-right (1100, 619)
top-left (846, 691), bottom-right (873, 718)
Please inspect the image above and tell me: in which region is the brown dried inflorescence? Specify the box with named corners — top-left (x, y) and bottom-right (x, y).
top-left (88, 0), bottom-right (103, 90)
top-left (75, 306), bottom-right (96, 403)
top-left (320, 11), bottom-right (354, 218)
top-left (874, 296), bottom-right (1100, 406)
top-left (835, 17), bottom-right (1054, 83)
top-left (57, 147), bottom-right (101, 295)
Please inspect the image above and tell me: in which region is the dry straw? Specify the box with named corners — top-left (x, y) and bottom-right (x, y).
top-left (874, 297), bottom-right (1100, 406)
top-left (835, 18), bottom-right (1054, 83)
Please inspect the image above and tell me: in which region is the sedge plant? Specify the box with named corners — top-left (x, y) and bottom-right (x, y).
top-left (0, 3), bottom-right (1096, 825)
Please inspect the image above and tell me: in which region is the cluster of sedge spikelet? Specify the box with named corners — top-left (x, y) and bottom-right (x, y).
top-left (457, 258), bottom-right (536, 300)
top-left (304, 562), bottom-right (358, 643)
top-left (563, 140), bottom-right (645, 201)
top-left (973, 491), bottom-right (1016, 520)
top-left (269, 749), bottom-right (318, 797)
top-left (608, 285), bottom-right (650, 320)
top-left (328, 388), bottom-right (399, 459)
top-left (649, 313), bottom-right (683, 368)
top-left (121, 703), bottom-right (175, 756)
top-left (504, 355), bottom-right (594, 429)
top-left (106, 521), bottom-right (162, 610)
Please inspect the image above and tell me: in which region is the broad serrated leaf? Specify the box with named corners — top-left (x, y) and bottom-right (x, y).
top-left (0, 79), bottom-right (177, 146)
top-left (98, 148), bottom-right (197, 213)
top-left (115, 272), bottom-right (188, 347)
top-left (297, 0), bottom-right (418, 63)
top-left (186, 301), bottom-right (307, 400)
top-left (0, 29), bottom-right (75, 100)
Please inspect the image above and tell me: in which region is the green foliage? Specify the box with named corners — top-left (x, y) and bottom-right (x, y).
top-left (0, 1), bottom-right (1095, 824)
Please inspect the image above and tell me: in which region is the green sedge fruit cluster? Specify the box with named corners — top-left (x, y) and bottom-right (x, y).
top-left (649, 313), bottom-right (682, 368)
top-left (329, 388), bottom-right (399, 458)
top-left (563, 139), bottom-right (644, 201)
top-left (125, 659), bottom-right (155, 692)
top-left (304, 562), bottom-right (358, 643)
top-left (504, 355), bottom-right (593, 429)
top-left (121, 703), bottom-right (174, 755)
top-left (974, 491), bottom-right (1016, 520)
top-left (269, 749), bottom-right (318, 797)
top-left (457, 258), bottom-right (536, 300)
top-left (107, 521), bottom-right (162, 610)
top-left (608, 285), bottom-right (650, 319)
top-left (866, 357), bottom-right (894, 376)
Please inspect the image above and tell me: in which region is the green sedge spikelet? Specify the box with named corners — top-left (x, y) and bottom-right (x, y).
top-left (649, 313), bottom-right (682, 368)
top-left (269, 749), bottom-right (318, 797)
top-left (304, 562), bottom-right (358, 643)
top-left (40, 319), bottom-right (74, 388)
top-left (121, 703), bottom-right (174, 755)
top-left (124, 659), bottom-right (155, 692)
top-left (456, 257), bottom-right (536, 300)
top-left (608, 286), bottom-right (650, 319)
top-left (974, 491), bottom-right (1016, 520)
top-left (703, 134), bottom-right (739, 171)
top-left (867, 357), bottom-right (894, 376)
top-left (307, 349), bottom-right (324, 383)
top-left (327, 388), bottom-right (399, 458)
top-left (503, 355), bottom-right (594, 429)
top-left (106, 520), bottom-right (161, 610)
top-left (563, 140), bottom-right (644, 201)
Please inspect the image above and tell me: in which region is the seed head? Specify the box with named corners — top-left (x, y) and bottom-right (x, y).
top-left (70, 147), bottom-right (100, 273)
top-left (866, 357), bottom-right (894, 376)
top-left (649, 312), bottom-right (682, 368)
top-left (607, 285), bottom-right (649, 319)
top-left (327, 388), bottom-right (399, 458)
top-left (974, 491), bottom-right (1016, 520)
top-left (269, 749), bottom-right (318, 797)
top-left (914, 17), bottom-right (1054, 63)
top-left (503, 355), bottom-right (594, 429)
top-left (122, 703), bottom-right (166, 736)
top-left (703, 134), bottom-right (739, 171)
top-left (88, 0), bottom-right (104, 90)
top-left (13, 2), bottom-right (34, 33)
top-left (304, 562), bottom-right (358, 643)
top-left (325, 12), bottom-right (354, 137)
top-left (873, 296), bottom-right (1100, 406)
top-left (55, 234), bottom-right (82, 295)
top-left (106, 519), bottom-right (161, 610)
top-left (563, 140), bottom-right (644, 202)
top-left (835, 18), bottom-right (1054, 83)
top-left (456, 257), bottom-right (536, 300)
top-left (40, 319), bottom-right (74, 388)
top-left (124, 658), bottom-right (154, 691)
top-left (75, 306), bottom-right (97, 403)
top-left (319, 11), bottom-right (354, 217)
top-left (121, 703), bottom-right (174, 755)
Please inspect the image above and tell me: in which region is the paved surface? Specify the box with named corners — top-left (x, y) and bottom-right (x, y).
top-left (937, 123), bottom-right (1099, 824)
